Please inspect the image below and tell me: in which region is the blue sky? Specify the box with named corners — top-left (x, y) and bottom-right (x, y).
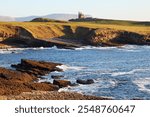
top-left (0, 0), bottom-right (149, 21)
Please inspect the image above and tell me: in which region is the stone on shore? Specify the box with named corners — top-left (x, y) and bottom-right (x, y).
top-left (53, 80), bottom-right (71, 88)
top-left (77, 79), bottom-right (94, 85)
top-left (0, 66), bottom-right (60, 95)
top-left (51, 75), bottom-right (64, 79)
top-left (11, 59), bottom-right (62, 76)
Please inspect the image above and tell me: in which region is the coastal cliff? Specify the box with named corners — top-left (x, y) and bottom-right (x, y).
top-left (0, 21), bottom-right (150, 48)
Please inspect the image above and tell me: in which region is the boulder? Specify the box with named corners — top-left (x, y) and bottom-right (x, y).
top-left (51, 75), bottom-right (64, 79)
top-left (53, 80), bottom-right (71, 88)
top-left (76, 79), bottom-right (94, 85)
top-left (11, 59), bottom-right (62, 76)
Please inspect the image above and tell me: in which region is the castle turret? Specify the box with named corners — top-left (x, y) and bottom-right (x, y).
top-left (78, 12), bottom-right (85, 19)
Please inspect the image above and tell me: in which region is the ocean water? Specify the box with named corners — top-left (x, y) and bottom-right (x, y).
top-left (0, 45), bottom-right (150, 99)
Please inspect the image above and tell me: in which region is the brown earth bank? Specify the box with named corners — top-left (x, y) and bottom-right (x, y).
top-left (0, 22), bottom-right (150, 49)
top-left (0, 59), bottom-right (111, 100)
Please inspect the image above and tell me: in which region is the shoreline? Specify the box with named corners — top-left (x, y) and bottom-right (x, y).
top-left (0, 59), bottom-right (111, 100)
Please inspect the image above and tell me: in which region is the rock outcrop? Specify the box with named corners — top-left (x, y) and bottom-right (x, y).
top-left (11, 59), bottom-right (62, 76)
top-left (0, 67), bottom-right (59, 95)
top-left (53, 80), bottom-right (71, 88)
top-left (51, 75), bottom-right (64, 79)
top-left (85, 28), bottom-right (149, 46)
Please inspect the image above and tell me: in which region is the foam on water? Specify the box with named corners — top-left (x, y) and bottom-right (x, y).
top-left (111, 68), bottom-right (150, 77)
top-left (133, 78), bottom-right (150, 93)
top-left (117, 45), bottom-right (141, 52)
top-left (0, 49), bottom-right (13, 54)
top-left (59, 78), bottom-right (118, 97)
top-left (56, 65), bottom-right (86, 71)
top-left (74, 46), bottom-right (117, 50)
top-left (121, 45), bottom-right (138, 49)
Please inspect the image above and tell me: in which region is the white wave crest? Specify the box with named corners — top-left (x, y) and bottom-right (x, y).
top-left (56, 65), bottom-right (86, 71)
top-left (133, 78), bottom-right (150, 93)
top-left (74, 46), bottom-right (116, 50)
top-left (111, 69), bottom-right (150, 77)
top-left (121, 45), bottom-right (138, 49)
top-left (118, 45), bottom-right (141, 52)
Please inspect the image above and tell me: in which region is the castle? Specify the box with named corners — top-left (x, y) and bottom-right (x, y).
top-left (78, 12), bottom-right (85, 19)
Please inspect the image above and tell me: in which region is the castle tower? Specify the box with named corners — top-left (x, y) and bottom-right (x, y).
top-left (78, 12), bottom-right (85, 19)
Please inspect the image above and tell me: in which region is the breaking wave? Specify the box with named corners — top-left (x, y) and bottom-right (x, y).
top-left (56, 65), bottom-right (86, 71)
top-left (133, 78), bottom-right (150, 93)
top-left (111, 68), bottom-right (150, 77)
top-left (74, 46), bottom-right (117, 50)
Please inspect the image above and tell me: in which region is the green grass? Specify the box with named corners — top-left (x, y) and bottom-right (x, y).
top-left (0, 19), bottom-right (150, 40)
top-left (70, 18), bottom-right (150, 27)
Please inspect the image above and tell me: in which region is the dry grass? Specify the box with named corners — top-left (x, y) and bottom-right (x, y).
top-left (0, 21), bottom-right (150, 39)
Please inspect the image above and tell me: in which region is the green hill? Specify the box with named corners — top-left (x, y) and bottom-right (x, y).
top-left (31, 17), bottom-right (68, 23)
top-left (70, 18), bottom-right (150, 26)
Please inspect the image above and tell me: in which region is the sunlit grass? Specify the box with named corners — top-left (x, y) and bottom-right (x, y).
top-left (0, 21), bottom-right (150, 37)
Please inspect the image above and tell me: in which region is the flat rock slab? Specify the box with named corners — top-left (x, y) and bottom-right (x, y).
top-left (11, 59), bottom-right (62, 76)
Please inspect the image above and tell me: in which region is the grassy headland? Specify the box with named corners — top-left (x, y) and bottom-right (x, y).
top-left (0, 18), bottom-right (150, 48)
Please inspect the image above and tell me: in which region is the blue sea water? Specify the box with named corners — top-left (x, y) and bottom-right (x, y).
top-left (0, 45), bottom-right (150, 99)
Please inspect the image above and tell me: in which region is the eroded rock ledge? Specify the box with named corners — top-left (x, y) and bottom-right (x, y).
top-left (11, 59), bottom-right (62, 76)
top-left (0, 59), bottom-right (61, 95)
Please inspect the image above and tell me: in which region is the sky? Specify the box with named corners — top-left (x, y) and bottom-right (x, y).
top-left (0, 0), bottom-right (150, 21)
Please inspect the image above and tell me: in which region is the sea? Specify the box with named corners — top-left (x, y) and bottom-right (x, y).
top-left (0, 45), bottom-right (150, 99)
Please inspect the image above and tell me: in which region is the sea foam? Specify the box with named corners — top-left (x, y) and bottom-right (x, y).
top-left (111, 68), bottom-right (150, 77)
top-left (56, 65), bottom-right (86, 71)
top-left (133, 78), bottom-right (150, 93)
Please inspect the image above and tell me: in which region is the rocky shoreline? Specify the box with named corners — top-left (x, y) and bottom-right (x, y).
top-left (0, 59), bottom-right (110, 100)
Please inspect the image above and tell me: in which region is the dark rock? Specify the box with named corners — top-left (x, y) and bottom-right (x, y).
top-left (11, 59), bottom-right (62, 76)
top-left (53, 80), bottom-right (71, 88)
top-left (70, 83), bottom-right (79, 87)
top-left (0, 66), bottom-right (60, 95)
top-left (76, 79), bottom-right (94, 85)
top-left (51, 75), bottom-right (64, 79)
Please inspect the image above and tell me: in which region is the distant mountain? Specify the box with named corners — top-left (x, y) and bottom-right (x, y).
top-left (0, 13), bottom-right (91, 22)
top-left (15, 16), bottom-right (38, 22)
top-left (15, 14), bottom-right (78, 21)
top-left (0, 16), bottom-right (15, 21)
top-left (43, 14), bottom-right (78, 21)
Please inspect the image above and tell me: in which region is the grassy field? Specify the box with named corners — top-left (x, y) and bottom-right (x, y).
top-left (1, 18), bottom-right (150, 31)
top-left (0, 19), bottom-right (150, 47)
top-left (0, 19), bottom-right (150, 39)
